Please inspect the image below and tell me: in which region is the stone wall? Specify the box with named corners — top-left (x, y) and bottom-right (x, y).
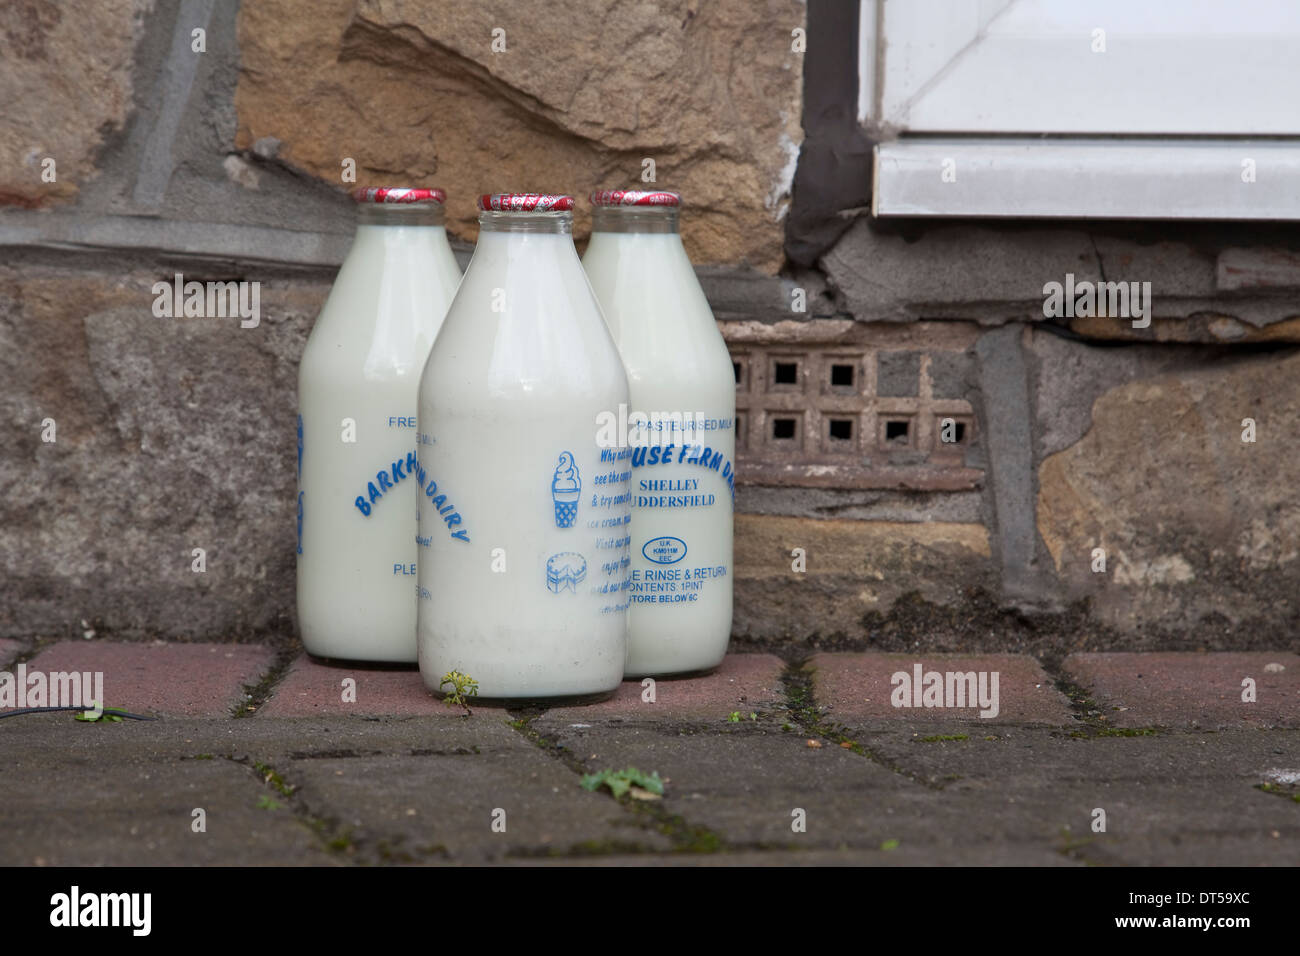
top-left (2, 1), bottom-right (1298, 653)
top-left (234, 0), bottom-right (804, 271)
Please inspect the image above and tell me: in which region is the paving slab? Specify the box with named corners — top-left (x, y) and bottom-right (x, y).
top-left (276, 718), bottom-right (671, 862)
top-left (0, 719), bottom-right (329, 866)
top-left (839, 727), bottom-right (1300, 864)
top-left (1063, 652), bottom-right (1300, 729)
top-left (540, 721), bottom-right (1300, 863)
top-left (539, 721), bottom-right (980, 852)
top-left (813, 652), bottom-right (1072, 725)
top-left (12, 641), bottom-right (275, 717)
top-left (0, 714), bottom-right (669, 863)
top-left (260, 655), bottom-right (446, 717)
top-left (1074, 834), bottom-right (1299, 867)
top-left (541, 653), bottom-right (785, 725)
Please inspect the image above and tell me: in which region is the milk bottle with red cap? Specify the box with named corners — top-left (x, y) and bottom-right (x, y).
top-left (416, 193), bottom-right (632, 699)
top-left (297, 187), bottom-right (462, 662)
top-left (582, 190), bottom-right (734, 676)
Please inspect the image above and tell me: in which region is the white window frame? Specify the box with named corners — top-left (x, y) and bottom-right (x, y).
top-left (863, 0), bottom-right (1300, 219)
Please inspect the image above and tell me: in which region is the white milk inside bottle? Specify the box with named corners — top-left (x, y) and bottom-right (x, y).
top-left (582, 190), bottom-right (734, 676)
top-left (416, 193), bottom-right (632, 699)
top-left (297, 187), bottom-right (462, 662)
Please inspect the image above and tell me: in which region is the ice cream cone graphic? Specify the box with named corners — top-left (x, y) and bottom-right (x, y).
top-left (551, 451), bottom-right (581, 528)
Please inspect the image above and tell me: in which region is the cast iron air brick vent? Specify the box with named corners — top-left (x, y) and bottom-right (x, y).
top-left (725, 322), bottom-right (982, 490)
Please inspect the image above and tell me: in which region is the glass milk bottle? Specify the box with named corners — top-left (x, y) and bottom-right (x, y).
top-left (582, 190), bottom-right (734, 676)
top-left (416, 193), bottom-right (632, 699)
top-left (297, 187), bottom-right (462, 662)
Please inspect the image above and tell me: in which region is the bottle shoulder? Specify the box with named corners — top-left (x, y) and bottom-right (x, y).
top-left (303, 238), bottom-right (460, 375)
top-left (422, 267), bottom-right (629, 405)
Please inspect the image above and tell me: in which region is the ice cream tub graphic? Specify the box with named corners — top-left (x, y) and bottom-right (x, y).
top-left (546, 552), bottom-right (587, 593)
top-left (551, 451), bottom-right (581, 528)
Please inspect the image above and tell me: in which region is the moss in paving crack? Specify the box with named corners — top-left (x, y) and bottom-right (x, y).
top-left (232, 646), bottom-right (299, 718)
top-left (1057, 827), bottom-right (1098, 862)
top-left (507, 838), bottom-right (664, 859)
top-left (504, 712), bottom-right (727, 854)
top-left (357, 839), bottom-right (449, 864)
top-left (315, 820), bottom-right (356, 854)
top-left (632, 802), bottom-right (723, 853)
top-left (1065, 726), bottom-right (1164, 740)
top-left (253, 760), bottom-right (295, 797)
top-left (1257, 783), bottom-right (1300, 804)
top-left (376, 844), bottom-right (412, 863)
top-left (783, 664), bottom-right (855, 751)
top-left (233, 755), bottom-right (355, 858)
top-left (781, 661), bottom-right (950, 789)
top-left (917, 734), bottom-right (968, 743)
top-left (1095, 726), bottom-right (1161, 738)
top-left (505, 713), bottom-right (590, 776)
top-left (1051, 676), bottom-right (1110, 729)
top-left (288, 748), bottom-right (385, 760)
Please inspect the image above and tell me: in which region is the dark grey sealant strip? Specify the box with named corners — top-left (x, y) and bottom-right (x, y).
top-left (974, 323), bottom-right (1048, 607)
top-left (131, 0), bottom-right (217, 210)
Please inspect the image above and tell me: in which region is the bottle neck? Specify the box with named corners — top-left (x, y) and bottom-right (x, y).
top-left (356, 204), bottom-right (446, 227)
top-left (590, 206), bottom-right (679, 234)
top-left (478, 211), bottom-right (573, 235)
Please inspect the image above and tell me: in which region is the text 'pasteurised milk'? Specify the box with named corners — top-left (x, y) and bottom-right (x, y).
top-left (297, 187), bottom-right (462, 662)
top-left (416, 193), bottom-right (632, 699)
top-left (582, 190), bottom-right (734, 676)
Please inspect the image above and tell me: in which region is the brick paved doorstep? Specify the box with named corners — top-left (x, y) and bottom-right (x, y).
top-left (260, 655), bottom-right (444, 717)
top-left (13, 642), bottom-right (274, 717)
top-left (812, 653), bottom-right (1072, 724)
top-left (544, 653), bottom-right (786, 723)
top-left (263, 653), bottom-right (786, 721)
top-left (1063, 652), bottom-right (1300, 729)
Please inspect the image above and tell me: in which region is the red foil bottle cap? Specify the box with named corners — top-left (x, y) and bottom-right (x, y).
top-left (478, 193), bottom-right (576, 212)
top-left (589, 190), bottom-right (681, 207)
top-left (351, 187), bottom-right (447, 204)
